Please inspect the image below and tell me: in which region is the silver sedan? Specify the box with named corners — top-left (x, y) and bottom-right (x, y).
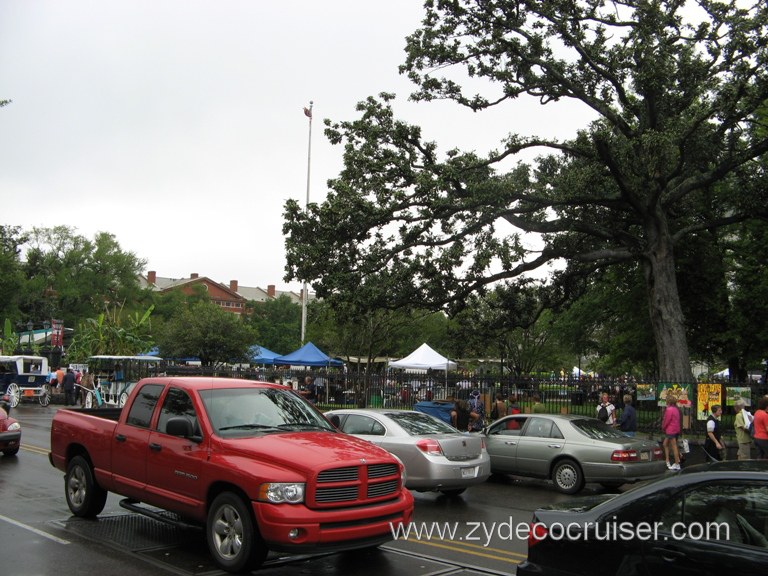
top-left (484, 413), bottom-right (666, 494)
top-left (325, 408), bottom-right (491, 496)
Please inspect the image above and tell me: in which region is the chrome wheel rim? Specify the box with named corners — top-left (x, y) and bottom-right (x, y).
top-left (211, 504), bottom-right (244, 560)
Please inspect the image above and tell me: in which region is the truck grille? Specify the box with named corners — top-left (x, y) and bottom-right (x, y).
top-left (313, 463), bottom-right (400, 506)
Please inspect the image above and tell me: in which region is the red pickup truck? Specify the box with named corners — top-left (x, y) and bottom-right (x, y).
top-left (50, 377), bottom-right (413, 573)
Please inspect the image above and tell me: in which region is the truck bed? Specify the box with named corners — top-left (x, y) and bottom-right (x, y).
top-left (59, 406), bottom-right (122, 421)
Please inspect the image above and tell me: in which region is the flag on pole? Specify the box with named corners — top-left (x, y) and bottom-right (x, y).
top-left (303, 106), bottom-right (312, 118)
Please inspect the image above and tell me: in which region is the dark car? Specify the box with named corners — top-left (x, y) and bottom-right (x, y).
top-left (517, 460), bottom-right (768, 576)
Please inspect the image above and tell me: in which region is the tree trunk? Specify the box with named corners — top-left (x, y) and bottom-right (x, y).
top-left (643, 216), bottom-right (694, 382)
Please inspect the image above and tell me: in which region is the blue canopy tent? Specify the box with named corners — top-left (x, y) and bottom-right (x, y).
top-left (249, 345), bottom-right (280, 365)
top-left (273, 342), bottom-right (343, 367)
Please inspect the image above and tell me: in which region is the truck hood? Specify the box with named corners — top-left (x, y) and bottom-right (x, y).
top-left (220, 431), bottom-right (394, 475)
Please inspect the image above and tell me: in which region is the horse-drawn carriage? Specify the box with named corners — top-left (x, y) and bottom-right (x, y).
top-left (0, 355), bottom-right (51, 408)
top-left (80, 354), bottom-right (163, 408)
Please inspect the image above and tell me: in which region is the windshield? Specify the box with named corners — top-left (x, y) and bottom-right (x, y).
top-left (385, 411), bottom-right (457, 435)
top-left (572, 418), bottom-right (633, 440)
top-left (200, 387), bottom-right (335, 437)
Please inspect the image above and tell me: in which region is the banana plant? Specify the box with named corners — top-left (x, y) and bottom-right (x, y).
top-left (1, 318), bottom-right (18, 355)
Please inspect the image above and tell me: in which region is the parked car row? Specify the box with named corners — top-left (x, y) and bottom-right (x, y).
top-left (326, 407), bottom-right (768, 573)
top-left (327, 408), bottom-right (666, 496)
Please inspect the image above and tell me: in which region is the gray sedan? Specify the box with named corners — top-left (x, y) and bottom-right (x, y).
top-left (325, 408), bottom-right (491, 496)
top-left (484, 413), bottom-right (666, 494)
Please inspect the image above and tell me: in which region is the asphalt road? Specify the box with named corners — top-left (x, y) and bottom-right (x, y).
top-left (2, 403), bottom-right (636, 576)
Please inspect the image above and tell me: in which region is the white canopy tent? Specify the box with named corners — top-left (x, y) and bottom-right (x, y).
top-left (388, 343), bottom-right (457, 371)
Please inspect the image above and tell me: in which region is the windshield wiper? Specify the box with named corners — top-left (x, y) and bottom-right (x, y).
top-left (218, 424), bottom-right (282, 432)
top-left (277, 423), bottom-right (333, 431)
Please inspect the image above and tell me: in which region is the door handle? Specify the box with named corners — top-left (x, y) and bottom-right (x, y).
top-left (115, 434), bottom-right (126, 442)
top-left (547, 444), bottom-right (562, 448)
top-left (504, 441), bottom-right (517, 445)
top-left (149, 443), bottom-right (162, 452)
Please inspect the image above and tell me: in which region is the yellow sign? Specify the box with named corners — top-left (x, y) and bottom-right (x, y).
top-left (696, 383), bottom-right (722, 420)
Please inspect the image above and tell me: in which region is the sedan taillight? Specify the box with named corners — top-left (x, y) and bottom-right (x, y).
top-left (611, 449), bottom-right (640, 461)
top-left (528, 520), bottom-right (548, 547)
top-left (415, 438), bottom-right (443, 456)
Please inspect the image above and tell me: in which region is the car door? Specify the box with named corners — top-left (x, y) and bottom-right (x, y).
top-left (484, 416), bottom-right (529, 473)
top-left (111, 382), bottom-right (165, 499)
top-left (513, 417), bottom-right (565, 477)
top-left (640, 481), bottom-right (768, 575)
top-left (145, 387), bottom-right (206, 514)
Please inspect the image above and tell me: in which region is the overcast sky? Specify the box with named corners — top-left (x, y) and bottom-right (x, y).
top-left (1, 0), bottom-right (590, 292)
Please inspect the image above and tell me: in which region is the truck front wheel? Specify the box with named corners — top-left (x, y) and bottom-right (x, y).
top-left (65, 455), bottom-right (108, 517)
top-left (207, 492), bottom-right (267, 573)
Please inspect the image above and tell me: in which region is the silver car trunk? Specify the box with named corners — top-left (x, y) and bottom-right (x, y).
top-left (433, 433), bottom-right (483, 461)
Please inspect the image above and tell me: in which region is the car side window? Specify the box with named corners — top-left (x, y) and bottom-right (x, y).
top-left (524, 417), bottom-right (554, 438)
top-left (658, 483), bottom-right (768, 548)
top-left (157, 387), bottom-right (200, 436)
top-left (490, 417), bottom-right (527, 435)
top-left (342, 414), bottom-right (385, 435)
top-left (125, 383), bottom-right (164, 428)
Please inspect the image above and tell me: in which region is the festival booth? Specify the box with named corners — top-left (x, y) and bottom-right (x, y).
top-left (274, 342), bottom-right (344, 402)
top-left (249, 345), bottom-right (281, 365)
top-left (273, 342), bottom-right (344, 368)
top-left (389, 343), bottom-right (458, 415)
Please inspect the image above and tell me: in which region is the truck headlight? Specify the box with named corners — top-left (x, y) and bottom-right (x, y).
top-left (257, 482), bottom-right (305, 504)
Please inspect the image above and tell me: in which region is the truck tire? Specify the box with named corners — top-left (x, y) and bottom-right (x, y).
top-left (207, 492), bottom-right (268, 573)
top-left (65, 455), bottom-right (108, 517)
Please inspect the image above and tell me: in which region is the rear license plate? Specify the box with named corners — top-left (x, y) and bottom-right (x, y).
top-left (640, 451), bottom-right (649, 461)
top-left (23, 389), bottom-right (35, 397)
top-left (461, 467), bottom-right (476, 479)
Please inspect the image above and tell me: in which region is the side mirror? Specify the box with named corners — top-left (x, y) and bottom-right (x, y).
top-left (329, 414), bottom-right (341, 429)
top-left (166, 417), bottom-right (202, 442)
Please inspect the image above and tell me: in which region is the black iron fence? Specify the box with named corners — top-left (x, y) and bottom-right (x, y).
top-left (161, 365), bottom-right (767, 439)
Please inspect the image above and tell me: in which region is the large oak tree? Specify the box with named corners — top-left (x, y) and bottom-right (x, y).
top-left (284, 1), bottom-right (768, 382)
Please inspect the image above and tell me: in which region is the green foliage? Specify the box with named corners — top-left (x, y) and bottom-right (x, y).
top-left (156, 302), bottom-right (256, 367)
top-left (65, 304), bottom-right (155, 363)
top-left (283, 1), bottom-right (768, 382)
top-left (0, 225), bottom-right (28, 322)
top-left (245, 295), bottom-right (298, 354)
top-left (307, 299), bottom-right (450, 369)
top-left (1, 318), bottom-right (18, 355)
top-left (18, 226), bottom-right (147, 327)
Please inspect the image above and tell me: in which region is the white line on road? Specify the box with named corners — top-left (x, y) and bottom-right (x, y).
top-left (0, 513), bottom-right (70, 544)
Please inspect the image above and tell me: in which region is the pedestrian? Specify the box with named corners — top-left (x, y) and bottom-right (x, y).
top-left (616, 394), bottom-right (637, 436)
top-left (531, 394), bottom-right (546, 413)
top-left (468, 389), bottom-right (485, 431)
top-left (752, 396), bottom-right (768, 459)
top-left (450, 399), bottom-right (478, 432)
top-left (62, 367), bottom-right (77, 406)
top-left (662, 395), bottom-right (682, 470)
top-left (596, 392), bottom-right (616, 425)
top-left (55, 365), bottom-right (65, 389)
top-left (703, 404), bottom-right (725, 461)
top-left (733, 399), bottom-right (753, 460)
top-left (490, 392), bottom-right (506, 421)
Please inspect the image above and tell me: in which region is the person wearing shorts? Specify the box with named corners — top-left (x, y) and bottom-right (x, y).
top-left (662, 395), bottom-right (681, 470)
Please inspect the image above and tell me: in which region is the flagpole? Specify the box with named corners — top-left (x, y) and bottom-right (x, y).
top-left (301, 101), bottom-right (313, 346)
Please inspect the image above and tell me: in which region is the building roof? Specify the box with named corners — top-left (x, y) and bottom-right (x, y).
top-left (141, 272), bottom-right (314, 304)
